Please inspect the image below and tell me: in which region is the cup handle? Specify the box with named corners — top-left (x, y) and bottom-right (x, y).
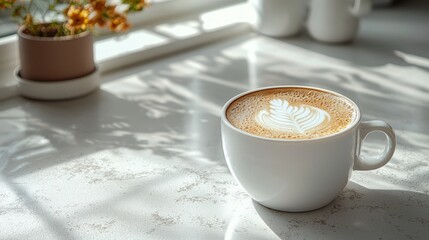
top-left (353, 120), bottom-right (396, 170)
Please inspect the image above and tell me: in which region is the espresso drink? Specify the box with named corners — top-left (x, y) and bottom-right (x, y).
top-left (226, 88), bottom-right (357, 139)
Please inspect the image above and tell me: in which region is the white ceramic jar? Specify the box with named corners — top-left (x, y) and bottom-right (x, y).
top-left (307, 0), bottom-right (372, 43)
top-left (249, 0), bottom-right (307, 37)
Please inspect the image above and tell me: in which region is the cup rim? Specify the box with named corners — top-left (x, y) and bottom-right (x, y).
top-left (221, 85), bottom-right (362, 142)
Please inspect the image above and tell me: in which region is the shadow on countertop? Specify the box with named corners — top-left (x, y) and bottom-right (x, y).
top-left (251, 181), bottom-right (429, 240)
top-left (0, 28), bottom-right (428, 239)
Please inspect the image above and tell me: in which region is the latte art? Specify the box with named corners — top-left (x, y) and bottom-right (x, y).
top-left (226, 88), bottom-right (357, 139)
top-left (256, 99), bottom-right (330, 133)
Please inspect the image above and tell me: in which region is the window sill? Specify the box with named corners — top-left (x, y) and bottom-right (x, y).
top-left (0, 2), bottom-right (252, 100)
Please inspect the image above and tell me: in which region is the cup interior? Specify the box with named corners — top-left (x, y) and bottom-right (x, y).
top-left (222, 85), bottom-right (361, 142)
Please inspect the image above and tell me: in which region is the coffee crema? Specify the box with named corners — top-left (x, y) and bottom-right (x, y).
top-left (226, 88), bottom-right (357, 139)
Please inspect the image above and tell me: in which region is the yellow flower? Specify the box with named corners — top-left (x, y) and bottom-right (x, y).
top-left (66, 5), bottom-right (90, 32)
top-left (90, 0), bottom-right (106, 12)
top-left (108, 15), bottom-right (130, 32)
top-left (105, 5), bottom-right (117, 18)
top-left (7, 0), bottom-right (148, 36)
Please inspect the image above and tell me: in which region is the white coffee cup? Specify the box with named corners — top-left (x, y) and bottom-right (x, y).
top-left (221, 86), bottom-right (396, 212)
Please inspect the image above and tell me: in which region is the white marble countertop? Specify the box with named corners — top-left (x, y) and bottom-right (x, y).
top-left (1, 2), bottom-right (428, 239)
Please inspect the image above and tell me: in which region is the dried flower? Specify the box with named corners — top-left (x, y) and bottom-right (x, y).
top-left (107, 14), bottom-right (129, 32)
top-left (90, 0), bottom-right (107, 12)
top-left (66, 5), bottom-right (90, 32)
top-left (0, 0), bottom-right (149, 37)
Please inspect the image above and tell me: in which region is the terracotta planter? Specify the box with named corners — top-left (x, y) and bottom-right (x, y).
top-left (18, 27), bottom-right (96, 81)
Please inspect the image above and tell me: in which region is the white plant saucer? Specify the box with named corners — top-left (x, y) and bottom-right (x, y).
top-left (15, 66), bottom-right (100, 100)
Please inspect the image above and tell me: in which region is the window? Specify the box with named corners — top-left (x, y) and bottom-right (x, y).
top-left (0, 0), bottom-right (238, 38)
top-left (0, 8), bottom-right (17, 37)
top-left (0, 0), bottom-right (247, 96)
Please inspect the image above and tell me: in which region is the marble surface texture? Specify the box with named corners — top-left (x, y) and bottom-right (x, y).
top-left (1, 2), bottom-right (428, 239)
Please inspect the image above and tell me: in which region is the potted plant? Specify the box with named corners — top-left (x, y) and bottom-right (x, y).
top-left (0, 0), bottom-right (148, 100)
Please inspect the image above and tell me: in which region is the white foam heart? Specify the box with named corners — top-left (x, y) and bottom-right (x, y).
top-left (256, 99), bottom-right (330, 134)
